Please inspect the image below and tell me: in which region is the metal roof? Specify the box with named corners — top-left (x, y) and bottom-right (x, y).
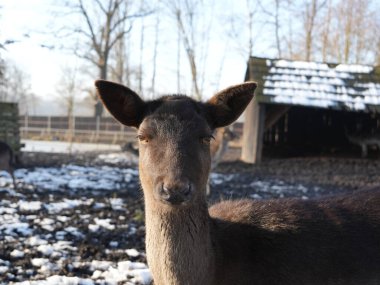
top-left (246, 57), bottom-right (380, 112)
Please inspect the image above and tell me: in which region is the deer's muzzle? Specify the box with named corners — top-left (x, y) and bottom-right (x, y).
top-left (156, 180), bottom-right (193, 206)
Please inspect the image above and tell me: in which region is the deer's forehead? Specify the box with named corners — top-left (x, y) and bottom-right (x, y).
top-left (140, 99), bottom-right (211, 136)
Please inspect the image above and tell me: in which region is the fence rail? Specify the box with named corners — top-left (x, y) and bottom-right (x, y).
top-left (19, 115), bottom-right (136, 144)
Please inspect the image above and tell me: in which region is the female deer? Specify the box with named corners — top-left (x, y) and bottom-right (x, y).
top-left (96, 80), bottom-right (380, 285)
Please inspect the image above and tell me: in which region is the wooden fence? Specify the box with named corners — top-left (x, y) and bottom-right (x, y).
top-left (19, 115), bottom-right (136, 144)
top-left (18, 115), bottom-right (245, 146)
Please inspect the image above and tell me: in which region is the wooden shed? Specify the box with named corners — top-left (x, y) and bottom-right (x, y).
top-left (242, 57), bottom-right (380, 163)
top-left (0, 102), bottom-right (21, 152)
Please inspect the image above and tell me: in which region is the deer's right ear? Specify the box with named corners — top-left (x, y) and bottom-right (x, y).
top-left (205, 82), bottom-right (257, 128)
top-left (95, 80), bottom-right (146, 128)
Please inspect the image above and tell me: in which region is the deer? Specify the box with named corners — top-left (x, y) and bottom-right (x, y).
top-left (0, 141), bottom-right (17, 189)
top-left (95, 79), bottom-right (380, 285)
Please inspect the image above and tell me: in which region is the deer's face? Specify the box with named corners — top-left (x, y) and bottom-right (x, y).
top-left (137, 98), bottom-right (213, 206)
top-left (95, 80), bottom-right (256, 207)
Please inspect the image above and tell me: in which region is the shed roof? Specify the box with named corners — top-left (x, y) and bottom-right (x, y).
top-left (246, 57), bottom-right (380, 112)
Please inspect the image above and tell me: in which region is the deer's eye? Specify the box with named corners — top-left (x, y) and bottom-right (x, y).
top-left (200, 135), bottom-right (214, 145)
top-left (137, 135), bottom-right (150, 144)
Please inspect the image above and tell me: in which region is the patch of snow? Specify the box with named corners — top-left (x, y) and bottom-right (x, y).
top-left (21, 140), bottom-right (121, 153)
top-left (274, 59), bottom-right (330, 70)
top-left (88, 224), bottom-right (100, 232)
top-left (26, 236), bottom-right (48, 246)
top-left (95, 152), bottom-right (138, 165)
top-left (64, 227), bottom-right (84, 238)
top-left (10, 249), bottom-right (25, 258)
top-left (44, 199), bottom-right (84, 214)
top-left (89, 260), bottom-right (113, 271)
top-left (31, 258), bottom-right (49, 267)
top-left (126, 249), bottom-right (140, 258)
top-left (130, 268), bottom-right (152, 285)
top-left (0, 266), bottom-right (8, 274)
top-left (93, 218), bottom-right (115, 231)
top-left (109, 198), bottom-right (124, 210)
top-left (12, 275), bottom-right (95, 285)
top-left (335, 64), bottom-right (373, 73)
top-left (56, 216), bottom-right (70, 223)
top-left (37, 244), bottom-right (55, 256)
top-left (18, 200), bottom-right (42, 212)
top-left (250, 193), bottom-right (262, 199)
top-left (0, 219), bottom-right (32, 236)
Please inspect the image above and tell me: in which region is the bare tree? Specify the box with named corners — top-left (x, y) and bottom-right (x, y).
top-left (0, 61), bottom-right (35, 115)
top-left (151, 4), bottom-right (161, 98)
top-left (138, 0), bottom-right (146, 95)
top-left (258, 0), bottom-right (287, 58)
top-left (302, 0), bottom-right (327, 61)
top-left (320, 0), bottom-right (332, 62)
top-left (56, 65), bottom-right (82, 147)
top-left (57, 0), bottom-right (150, 116)
top-left (163, 0), bottom-right (213, 100)
top-left (175, 3), bottom-right (201, 99)
top-left (56, 65), bottom-right (81, 118)
top-left (319, 0), bottom-right (378, 64)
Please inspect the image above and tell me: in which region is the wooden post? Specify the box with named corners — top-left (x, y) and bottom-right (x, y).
top-left (95, 116), bottom-right (100, 141)
top-left (25, 114), bottom-right (29, 138)
top-left (241, 98), bottom-right (265, 163)
top-left (47, 116), bottom-right (51, 136)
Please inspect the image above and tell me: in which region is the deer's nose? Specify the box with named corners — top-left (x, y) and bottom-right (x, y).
top-left (159, 181), bottom-right (193, 205)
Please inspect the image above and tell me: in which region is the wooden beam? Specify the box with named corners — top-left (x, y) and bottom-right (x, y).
top-left (265, 105), bottom-right (290, 130)
top-left (241, 98), bottom-right (266, 164)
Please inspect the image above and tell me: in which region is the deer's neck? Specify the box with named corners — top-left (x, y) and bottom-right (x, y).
top-left (145, 200), bottom-right (215, 285)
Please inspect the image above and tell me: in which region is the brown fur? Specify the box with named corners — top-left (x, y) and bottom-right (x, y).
top-left (0, 141), bottom-right (17, 189)
top-left (96, 80), bottom-right (380, 285)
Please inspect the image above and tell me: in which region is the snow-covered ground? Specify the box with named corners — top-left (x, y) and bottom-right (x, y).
top-left (0, 163), bottom-right (149, 285)
top-left (21, 140), bottom-right (122, 154)
top-left (0, 151), bottom-right (332, 284)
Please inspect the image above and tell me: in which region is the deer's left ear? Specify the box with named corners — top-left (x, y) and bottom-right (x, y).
top-left (205, 82), bottom-right (257, 128)
top-left (95, 80), bottom-right (146, 128)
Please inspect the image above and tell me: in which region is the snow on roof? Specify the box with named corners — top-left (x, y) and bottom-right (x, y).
top-left (251, 57), bottom-right (380, 112)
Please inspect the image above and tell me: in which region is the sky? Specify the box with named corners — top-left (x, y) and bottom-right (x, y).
top-left (1, 1), bottom-right (74, 96)
top-left (0, 0), bottom-right (273, 115)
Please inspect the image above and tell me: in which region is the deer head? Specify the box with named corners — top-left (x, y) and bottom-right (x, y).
top-left (95, 80), bottom-right (256, 209)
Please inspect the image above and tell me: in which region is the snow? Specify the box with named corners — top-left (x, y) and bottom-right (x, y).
top-left (15, 165), bottom-right (138, 192)
top-left (263, 59), bottom-right (380, 111)
top-left (44, 199), bottom-right (85, 214)
top-left (335, 64), bottom-right (373, 73)
top-left (10, 249), bottom-right (25, 258)
top-left (12, 275), bottom-right (95, 285)
top-left (210, 172), bottom-right (321, 199)
top-left (18, 200), bottom-right (42, 212)
top-left (126, 248), bottom-right (140, 258)
top-left (95, 152), bottom-right (138, 165)
top-left (109, 197), bottom-right (125, 210)
top-left (22, 140), bottom-right (121, 153)
top-left (92, 218), bottom-right (116, 231)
